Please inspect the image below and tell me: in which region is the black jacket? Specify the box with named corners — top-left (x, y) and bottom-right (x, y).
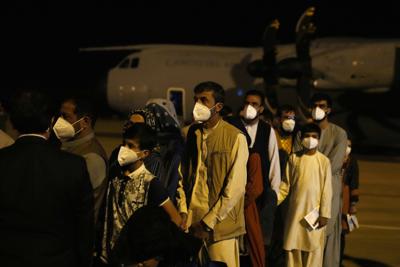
top-left (0, 136), bottom-right (94, 267)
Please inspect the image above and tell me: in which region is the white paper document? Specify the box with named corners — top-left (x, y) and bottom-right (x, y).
top-left (304, 206), bottom-right (320, 230)
top-left (346, 214), bottom-right (360, 232)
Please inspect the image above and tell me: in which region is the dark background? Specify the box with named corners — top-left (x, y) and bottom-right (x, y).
top-left (1, 1), bottom-right (399, 111)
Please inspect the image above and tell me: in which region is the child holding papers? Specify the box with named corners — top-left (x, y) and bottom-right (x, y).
top-left (278, 123), bottom-right (333, 267)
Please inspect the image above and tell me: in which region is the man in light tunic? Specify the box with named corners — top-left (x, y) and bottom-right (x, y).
top-left (176, 81), bottom-right (248, 267)
top-left (279, 123), bottom-right (332, 267)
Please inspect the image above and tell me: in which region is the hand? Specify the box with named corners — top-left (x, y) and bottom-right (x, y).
top-left (189, 221), bottom-right (211, 240)
top-left (349, 204), bottom-right (357, 214)
top-left (317, 216), bottom-right (328, 228)
top-left (180, 212), bottom-right (188, 231)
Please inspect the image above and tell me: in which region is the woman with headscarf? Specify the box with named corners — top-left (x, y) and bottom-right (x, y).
top-left (143, 99), bottom-right (184, 200)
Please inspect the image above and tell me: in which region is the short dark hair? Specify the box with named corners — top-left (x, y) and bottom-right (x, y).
top-left (10, 90), bottom-right (54, 134)
top-left (310, 93), bottom-right (333, 108)
top-left (123, 123), bottom-right (157, 151)
top-left (245, 89), bottom-right (265, 107)
top-left (220, 105), bottom-right (232, 118)
top-left (300, 123), bottom-right (321, 138)
top-left (277, 104), bottom-right (296, 117)
top-left (63, 97), bottom-right (97, 127)
top-left (194, 81), bottom-right (225, 104)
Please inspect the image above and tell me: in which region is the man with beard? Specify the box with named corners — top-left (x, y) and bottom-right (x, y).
top-left (176, 81), bottom-right (249, 267)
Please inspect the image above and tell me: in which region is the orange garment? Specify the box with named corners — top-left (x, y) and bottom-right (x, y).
top-left (275, 129), bottom-right (293, 155)
top-left (245, 153), bottom-right (266, 267)
top-left (341, 183), bottom-right (350, 231)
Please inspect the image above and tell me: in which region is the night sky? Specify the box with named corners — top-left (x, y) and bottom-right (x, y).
top-left (1, 1), bottom-right (400, 105)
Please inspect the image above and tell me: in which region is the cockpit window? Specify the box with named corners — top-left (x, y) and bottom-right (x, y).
top-left (119, 59), bottom-right (130, 68)
top-left (130, 58), bottom-right (140, 68)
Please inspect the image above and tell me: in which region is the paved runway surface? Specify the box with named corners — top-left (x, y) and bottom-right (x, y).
top-left (95, 118), bottom-right (400, 267)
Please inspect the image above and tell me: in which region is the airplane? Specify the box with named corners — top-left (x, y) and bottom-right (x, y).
top-left (79, 7), bottom-right (400, 151)
top-left (80, 39), bottom-right (400, 113)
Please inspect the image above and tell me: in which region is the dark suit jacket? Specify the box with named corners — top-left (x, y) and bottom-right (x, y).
top-left (0, 135), bottom-right (94, 267)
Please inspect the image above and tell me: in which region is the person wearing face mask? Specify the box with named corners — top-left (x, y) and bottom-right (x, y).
top-left (226, 90), bottom-right (281, 257)
top-left (0, 90), bottom-right (94, 267)
top-left (299, 93), bottom-right (347, 267)
top-left (293, 93), bottom-right (347, 267)
top-left (274, 105), bottom-right (297, 166)
top-left (340, 138), bottom-right (359, 266)
top-left (278, 123), bottom-right (332, 267)
top-left (109, 108), bottom-right (165, 191)
top-left (176, 81), bottom-right (248, 267)
top-left (54, 97), bottom-right (108, 226)
top-left (99, 124), bottom-right (183, 266)
top-left (267, 105), bottom-right (297, 267)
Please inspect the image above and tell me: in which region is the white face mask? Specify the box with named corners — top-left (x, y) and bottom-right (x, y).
top-left (312, 107), bottom-right (326, 121)
top-left (282, 119), bottom-right (295, 132)
top-left (52, 117), bottom-right (84, 141)
top-left (243, 105), bottom-right (258, 120)
top-left (118, 146), bottom-right (141, 166)
top-left (193, 102), bottom-right (215, 122)
top-left (346, 146), bottom-right (352, 156)
top-left (302, 137), bottom-right (319, 150)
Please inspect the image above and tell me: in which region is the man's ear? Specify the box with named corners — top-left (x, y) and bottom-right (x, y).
top-left (82, 116), bottom-right (92, 127)
top-left (141, 150), bottom-right (150, 159)
top-left (259, 106), bottom-right (265, 114)
top-left (326, 107), bottom-right (332, 115)
top-left (215, 102), bottom-right (224, 113)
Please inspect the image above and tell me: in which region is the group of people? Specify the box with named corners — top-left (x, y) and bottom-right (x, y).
top-left (0, 81), bottom-right (359, 267)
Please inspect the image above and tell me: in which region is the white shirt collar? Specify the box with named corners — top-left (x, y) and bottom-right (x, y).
top-left (127, 163), bottom-right (146, 179)
top-left (18, 134), bottom-right (47, 140)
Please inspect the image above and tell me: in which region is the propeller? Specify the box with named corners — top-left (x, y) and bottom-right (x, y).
top-left (247, 7), bottom-right (317, 114)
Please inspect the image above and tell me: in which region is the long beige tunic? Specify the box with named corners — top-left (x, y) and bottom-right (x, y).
top-left (278, 151), bottom-right (332, 252)
top-left (186, 122), bottom-right (248, 266)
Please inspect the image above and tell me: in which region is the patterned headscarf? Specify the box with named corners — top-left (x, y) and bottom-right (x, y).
top-left (128, 102), bottom-right (180, 133)
top-left (146, 98), bottom-right (180, 127)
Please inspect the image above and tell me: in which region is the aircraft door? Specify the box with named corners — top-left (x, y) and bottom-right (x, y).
top-left (167, 88), bottom-right (186, 122)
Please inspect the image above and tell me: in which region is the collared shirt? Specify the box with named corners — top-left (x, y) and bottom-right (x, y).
top-left (243, 120), bottom-right (281, 194)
